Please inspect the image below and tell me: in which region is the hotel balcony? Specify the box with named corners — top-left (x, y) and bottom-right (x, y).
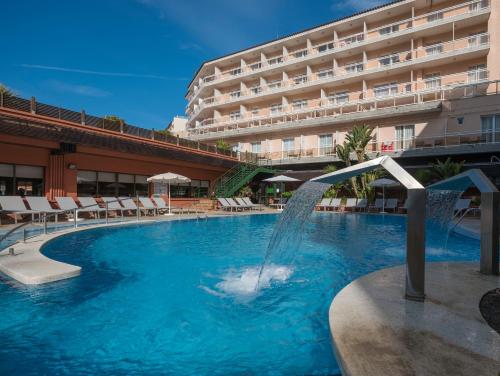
top-left (188, 33), bottom-right (490, 121)
top-left (186, 0), bottom-right (490, 104)
top-left (187, 71), bottom-right (494, 140)
top-left (253, 129), bottom-right (500, 166)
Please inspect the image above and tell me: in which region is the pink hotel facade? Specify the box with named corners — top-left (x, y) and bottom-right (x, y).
top-left (184, 0), bottom-right (500, 173)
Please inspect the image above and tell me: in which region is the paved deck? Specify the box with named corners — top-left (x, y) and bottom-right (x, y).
top-left (329, 262), bottom-right (500, 376)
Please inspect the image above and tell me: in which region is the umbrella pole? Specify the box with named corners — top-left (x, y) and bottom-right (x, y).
top-left (168, 183), bottom-right (171, 215)
top-left (382, 185), bottom-right (386, 213)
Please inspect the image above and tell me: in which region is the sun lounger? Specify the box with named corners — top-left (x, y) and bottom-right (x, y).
top-left (236, 197), bottom-right (259, 211)
top-left (226, 198), bottom-right (249, 210)
top-left (317, 198), bottom-right (332, 211)
top-left (454, 198), bottom-right (471, 215)
top-left (242, 197), bottom-right (264, 211)
top-left (55, 196), bottom-right (89, 220)
top-left (101, 197), bottom-right (124, 217)
top-left (270, 197), bottom-right (288, 210)
top-left (77, 197), bottom-right (107, 218)
top-left (344, 198), bottom-right (357, 211)
top-left (151, 197), bottom-right (184, 214)
top-left (384, 199), bottom-right (398, 212)
top-left (217, 198), bottom-right (238, 211)
top-left (0, 196), bottom-right (39, 224)
top-left (369, 198), bottom-right (384, 212)
top-left (398, 199), bottom-right (408, 213)
top-left (25, 196), bottom-right (64, 223)
top-left (328, 198), bottom-right (342, 211)
top-left (138, 197), bottom-right (158, 215)
top-left (355, 198), bottom-right (368, 212)
top-left (119, 197), bottom-right (141, 215)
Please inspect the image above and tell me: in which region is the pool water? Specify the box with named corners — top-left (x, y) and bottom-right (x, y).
top-left (0, 214), bottom-right (480, 375)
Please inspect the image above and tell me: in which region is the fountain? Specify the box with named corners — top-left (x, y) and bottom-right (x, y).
top-left (259, 156), bottom-right (426, 301)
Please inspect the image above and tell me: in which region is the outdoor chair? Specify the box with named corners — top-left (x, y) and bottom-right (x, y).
top-left (317, 198), bottom-right (332, 211)
top-left (454, 198), bottom-right (471, 215)
top-left (138, 197), bottom-right (158, 216)
top-left (355, 198), bottom-right (368, 212)
top-left (236, 197), bottom-right (259, 211)
top-left (242, 197), bottom-right (264, 211)
top-left (384, 199), bottom-right (398, 212)
top-left (344, 198), bottom-right (358, 211)
top-left (217, 198), bottom-right (239, 212)
top-left (119, 197), bottom-right (142, 215)
top-left (77, 197), bottom-right (107, 219)
top-left (25, 196), bottom-right (64, 223)
top-left (0, 196), bottom-right (39, 224)
top-left (227, 198), bottom-right (250, 210)
top-left (328, 198), bottom-right (342, 211)
top-left (101, 197), bottom-right (125, 217)
top-left (368, 198), bottom-right (384, 212)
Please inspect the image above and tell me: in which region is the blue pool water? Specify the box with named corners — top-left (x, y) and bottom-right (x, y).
top-left (0, 213), bottom-right (480, 375)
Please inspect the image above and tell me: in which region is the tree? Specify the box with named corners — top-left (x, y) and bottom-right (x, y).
top-left (104, 115), bottom-right (125, 125)
top-left (414, 169), bottom-right (433, 186)
top-left (345, 125), bottom-right (374, 195)
top-left (216, 139), bottom-right (230, 151)
top-left (430, 157), bottom-right (464, 180)
top-left (0, 84), bottom-right (13, 97)
top-left (335, 141), bottom-right (360, 198)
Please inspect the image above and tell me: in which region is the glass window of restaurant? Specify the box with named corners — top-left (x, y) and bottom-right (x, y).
top-left (97, 172), bottom-right (117, 196)
top-left (77, 170), bottom-right (98, 197)
top-left (16, 165), bottom-right (44, 196)
top-left (169, 180), bottom-right (210, 198)
top-left (0, 164), bottom-right (14, 196)
top-left (135, 175), bottom-right (149, 196)
top-left (118, 173), bottom-right (134, 197)
top-left (77, 170), bottom-right (151, 197)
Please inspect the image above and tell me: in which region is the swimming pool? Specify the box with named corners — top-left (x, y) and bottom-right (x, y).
top-left (0, 213), bottom-right (480, 375)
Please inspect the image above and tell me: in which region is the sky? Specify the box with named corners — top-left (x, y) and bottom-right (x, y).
top-left (1, 0), bottom-right (388, 130)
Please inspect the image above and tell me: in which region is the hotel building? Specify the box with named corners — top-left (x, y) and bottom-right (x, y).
top-left (185, 0), bottom-right (500, 182)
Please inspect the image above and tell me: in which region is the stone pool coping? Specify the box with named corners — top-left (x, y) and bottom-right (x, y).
top-left (0, 211), bottom-right (276, 285)
top-left (329, 262), bottom-right (500, 376)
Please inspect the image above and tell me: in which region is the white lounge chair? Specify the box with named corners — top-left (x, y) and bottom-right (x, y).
top-left (384, 199), bottom-right (398, 213)
top-left (77, 197), bottom-right (107, 219)
top-left (344, 198), bottom-right (357, 211)
top-left (317, 198), bottom-right (332, 211)
top-left (25, 196), bottom-right (64, 223)
top-left (328, 198), bottom-right (342, 211)
top-left (151, 197), bottom-right (184, 214)
top-left (369, 198), bottom-right (384, 212)
top-left (242, 197), bottom-right (264, 211)
top-left (227, 198), bottom-right (249, 210)
top-left (454, 198), bottom-right (471, 215)
top-left (119, 197), bottom-right (140, 215)
top-left (55, 197), bottom-right (88, 221)
top-left (236, 197), bottom-right (258, 211)
top-left (356, 198), bottom-right (368, 212)
top-left (101, 197), bottom-right (124, 217)
top-left (217, 197), bottom-right (237, 211)
top-left (0, 196), bottom-right (39, 224)
top-left (138, 197), bottom-right (158, 216)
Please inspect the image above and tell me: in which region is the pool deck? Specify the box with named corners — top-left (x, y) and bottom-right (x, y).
top-left (0, 210), bottom-right (276, 285)
top-left (329, 262), bottom-right (500, 376)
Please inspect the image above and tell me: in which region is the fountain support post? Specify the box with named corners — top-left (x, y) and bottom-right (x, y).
top-left (480, 191), bottom-right (499, 275)
top-left (405, 188), bottom-right (426, 301)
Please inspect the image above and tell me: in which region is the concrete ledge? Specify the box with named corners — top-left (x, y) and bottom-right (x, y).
top-left (329, 262), bottom-right (500, 376)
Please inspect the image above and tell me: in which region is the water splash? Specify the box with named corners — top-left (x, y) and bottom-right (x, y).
top-left (256, 181), bottom-right (331, 289)
top-left (426, 190), bottom-right (463, 228)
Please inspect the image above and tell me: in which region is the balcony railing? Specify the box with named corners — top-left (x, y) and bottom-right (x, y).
top-left (254, 130), bottom-right (500, 163)
top-left (189, 33), bottom-right (489, 118)
top-left (188, 72), bottom-right (495, 136)
top-left (187, 0), bottom-right (490, 101)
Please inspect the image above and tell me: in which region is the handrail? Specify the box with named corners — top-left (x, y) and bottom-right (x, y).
top-left (0, 198), bottom-right (131, 245)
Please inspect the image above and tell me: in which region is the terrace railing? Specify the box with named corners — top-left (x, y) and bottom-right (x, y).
top-left (0, 93), bottom-right (238, 159)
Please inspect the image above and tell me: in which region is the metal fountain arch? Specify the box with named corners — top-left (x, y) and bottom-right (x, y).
top-left (312, 156), bottom-right (426, 301)
top-left (428, 169), bottom-right (499, 275)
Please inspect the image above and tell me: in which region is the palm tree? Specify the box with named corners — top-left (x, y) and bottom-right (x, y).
top-left (431, 157), bottom-right (464, 180)
top-left (0, 84), bottom-right (13, 97)
top-left (335, 142), bottom-right (360, 197)
top-left (345, 125), bottom-right (373, 194)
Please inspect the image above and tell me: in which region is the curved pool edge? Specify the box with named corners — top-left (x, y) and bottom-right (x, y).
top-left (0, 211), bottom-right (276, 285)
top-left (328, 261), bottom-right (500, 376)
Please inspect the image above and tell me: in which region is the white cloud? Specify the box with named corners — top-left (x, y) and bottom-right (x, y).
top-left (45, 80), bottom-right (112, 98)
top-left (20, 64), bottom-right (188, 81)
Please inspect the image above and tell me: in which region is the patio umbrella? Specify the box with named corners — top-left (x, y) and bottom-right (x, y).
top-left (263, 175), bottom-right (301, 208)
top-left (147, 173), bottom-right (191, 215)
top-left (369, 178), bottom-right (400, 213)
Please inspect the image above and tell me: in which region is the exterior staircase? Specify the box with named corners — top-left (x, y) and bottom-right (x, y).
top-left (213, 162), bottom-right (275, 198)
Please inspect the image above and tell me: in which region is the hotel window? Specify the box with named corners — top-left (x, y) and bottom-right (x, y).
top-left (77, 170), bottom-right (97, 197)
top-left (342, 34), bottom-right (364, 45)
top-left (395, 125), bottom-right (415, 150)
top-left (0, 164), bottom-right (14, 196)
top-left (293, 49), bottom-right (308, 59)
top-left (270, 103), bottom-right (282, 115)
top-left (470, 0), bottom-right (489, 11)
top-left (15, 165), bottom-right (44, 197)
top-left (118, 173), bottom-right (135, 197)
top-left (268, 56), bottom-right (283, 65)
top-left (250, 86), bottom-right (262, 95)
top-left (379, 24), bottom-right (399, 36)
top-left (282, 138), bottom-right (295, 152)
top-left (468, 32), bottom-right (487, 46)
top-left (345, 62), bottom-right (363, 73)
top-left (229, 90), bottom-right (241, 99)
top-left (468, 64), bottom-right (487, 82)
top-left (319, 134), bottom-right (333, 155)
top-left (328, 91), bottom-right (349, 105)
top-left (481, 115), bottom-right (500, 143)
top-left (251, 142), bottom-right (262, 153)
top-left (268, 80), bottom-right (282, 90)
top-left (249, 62), bottom-right (262, 71)
top-left (318, 42), bottom-right (334, 53)
top-left (293, 74), bottom-right (308, 85)
top-left (424, 73), bottom-right (441, 89)
top-left (230, 67), bottom-right (242, 76)
top-left (230, 111), bottom-right (241, 121)
top-left (292, 99), bottom-right (308, 111)
top-left (251, 107), bottom-right (260, 116)
top-left (374, 82), bottom-right (398, 98)
top-left (427, 11), bottom-right (443, 22)
top-left (425, 42), bottom-right (443, 55)
top-left (317, 68), bottom-right (333, 79)
top-left (379, 53), bottom-right (400, 67)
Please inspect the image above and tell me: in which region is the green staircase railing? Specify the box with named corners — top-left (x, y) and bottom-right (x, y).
top-left (213, 163), bottom-right (275, 198)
